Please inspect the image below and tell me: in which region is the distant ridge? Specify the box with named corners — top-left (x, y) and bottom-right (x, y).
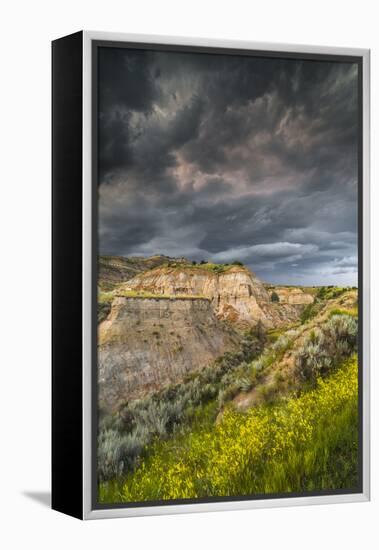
top-left (98, 255), bottom-right (187, 290)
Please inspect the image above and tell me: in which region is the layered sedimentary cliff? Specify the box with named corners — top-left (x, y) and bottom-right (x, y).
top-left (98, 296), bottom-right (239, 412)
top-left (122, 265), bottom-right (313, 328)
top-left (270, 287), bottom-right (315, 305)
top-left (98, 258), bottom-right (315, 410)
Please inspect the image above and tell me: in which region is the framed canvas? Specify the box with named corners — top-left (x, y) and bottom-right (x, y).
top-left (52, 31), bottom-right (370, 520)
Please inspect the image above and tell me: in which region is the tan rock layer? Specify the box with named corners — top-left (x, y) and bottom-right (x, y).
top-left (273, 287), bottom-right (315, 305)
top-left (123, 266), bottom-right (313, 328)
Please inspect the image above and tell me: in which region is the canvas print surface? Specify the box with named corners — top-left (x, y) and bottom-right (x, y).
top-left (96, 46), bottom-right (360, 505)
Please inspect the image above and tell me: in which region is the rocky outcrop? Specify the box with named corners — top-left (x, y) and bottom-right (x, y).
top-left (97, 259), bottom-right (316, 410)
top-left (98, 296), bottom-right (239, 412)
top-left (271, 287), bottom-right (314, 305)
top-left (122, 266), bottom-right (268, 325)
top-left (121, 266), bottom-right (310, 329)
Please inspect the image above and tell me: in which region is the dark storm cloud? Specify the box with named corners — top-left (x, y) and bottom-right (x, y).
top-left (98, 48), bottom-right (159, 180)
top-left (99, 48), bottom-right (158, 113)
top-left (98, 48), bottom-right (359, 285)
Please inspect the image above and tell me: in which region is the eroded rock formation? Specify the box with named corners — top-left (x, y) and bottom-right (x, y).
top-left (273, 287), bottom-right (315, 305)
top-left (98, 296), bottom-right (239, 412)
top-left (97, 258), bottom-right (315, 410)
top-left (122, 265), bottom-right (313, 328)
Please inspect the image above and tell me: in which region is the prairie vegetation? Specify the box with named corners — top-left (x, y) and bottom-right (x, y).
top-left (97, 286), bottom-right (359, 502)
top-left (161, 260), bottom-right (246, 273)
top-left (97, 325), bottom-right (266, 482)
top-left (100, 356), bottom-right (358, 502)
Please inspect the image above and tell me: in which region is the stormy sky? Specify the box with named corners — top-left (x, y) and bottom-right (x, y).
top-left (97, 47), bottom-right (359, 286)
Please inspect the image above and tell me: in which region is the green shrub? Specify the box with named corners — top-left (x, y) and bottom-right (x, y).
top-left (271, 291), bottom-right (280, 303)
top-left (295, 314), bottom-right (357, 383)
top-left (237, 377), bottom-right (254, 392)
top-left (324, 314), bottom-right (357, 346)
top-left (316, 286), bottom-right (347, 300)
top-left (97, 427), bottom-right (149, 482)
top-left (218, 383), bottom-right (240, 406)
top-left (300, 302), bottom-right (319, 323)
top-left (252, 320), bottom-right (267, 344)
top-left (257, 382), bottom-right (280, 403)
top-left (274, 370), bottom-right (285, 384)
top-left (272, 334), bottom-right (291, 353)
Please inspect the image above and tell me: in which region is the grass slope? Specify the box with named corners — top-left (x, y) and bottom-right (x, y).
top-left (100, 355), bottom-right (358, 503)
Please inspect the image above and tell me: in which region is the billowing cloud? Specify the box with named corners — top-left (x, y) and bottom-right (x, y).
top-left (97, 47), bottom-right (359, 286)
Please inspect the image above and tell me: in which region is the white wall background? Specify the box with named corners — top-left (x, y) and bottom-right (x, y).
top-left (1, 0), bottom-right (377, 548)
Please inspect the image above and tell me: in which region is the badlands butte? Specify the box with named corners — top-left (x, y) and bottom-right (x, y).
top-left (98, 255), bottom-right (315, 412)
